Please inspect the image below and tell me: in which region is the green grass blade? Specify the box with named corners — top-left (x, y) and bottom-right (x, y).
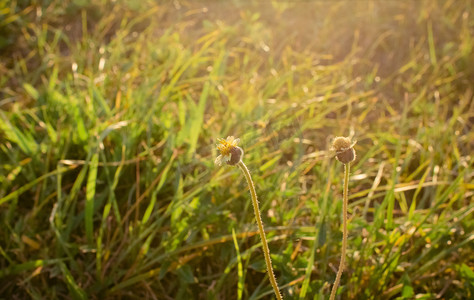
top-left (85, 152), bottom-right (99, 244)
top-left (232, 228), bottom-right (244, 300)
top-left (58, 261), bottom-right (87, 300)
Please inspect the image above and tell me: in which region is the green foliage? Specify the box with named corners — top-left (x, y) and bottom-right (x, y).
top-left (0, 0), bottom-right (473, 299)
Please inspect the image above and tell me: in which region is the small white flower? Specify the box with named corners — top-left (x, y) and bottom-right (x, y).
top-left (215, 136), bottom-right (241, 166)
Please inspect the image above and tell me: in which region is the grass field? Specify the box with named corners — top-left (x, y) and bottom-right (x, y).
top-left (1, 0), bottom-right (473, 299)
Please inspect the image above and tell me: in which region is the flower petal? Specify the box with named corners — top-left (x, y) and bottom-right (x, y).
top-left (214, 155), bottom-right (223, 166)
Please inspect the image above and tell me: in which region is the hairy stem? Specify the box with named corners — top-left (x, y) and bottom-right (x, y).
top-left (237, 161), bottom-right (282, 300)
top-left (330, 163), bottom-right (350, 300)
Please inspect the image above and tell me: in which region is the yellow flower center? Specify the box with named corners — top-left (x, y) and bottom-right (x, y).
top-left (217, 138), bottom-right (234, 156)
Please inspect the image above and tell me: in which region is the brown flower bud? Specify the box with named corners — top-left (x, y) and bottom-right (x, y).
top-left (227, 146), bottom-right (243, 166)
top-left (331, 136), bottom-right (356, 164)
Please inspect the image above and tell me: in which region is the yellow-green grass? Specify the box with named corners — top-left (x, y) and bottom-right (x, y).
top-left (0, 0), bottom-right (473, 299)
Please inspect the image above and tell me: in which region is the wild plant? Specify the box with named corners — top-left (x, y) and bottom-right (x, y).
top-left (329, 136), bottom-right (357, 300)
top-left (215, 136), bottom-right (283, 300)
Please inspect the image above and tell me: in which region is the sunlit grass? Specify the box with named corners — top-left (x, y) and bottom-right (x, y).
top-left (0, 0), bottom-right (473, 299)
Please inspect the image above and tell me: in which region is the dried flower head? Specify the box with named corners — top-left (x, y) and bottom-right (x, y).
top-left (331, 136), bottom-right (357, 164)
top-left (215, 136), bottom-right (243, 166)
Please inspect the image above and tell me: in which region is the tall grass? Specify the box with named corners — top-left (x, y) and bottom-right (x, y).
top-left (0, 0), bottom-right (473, 299)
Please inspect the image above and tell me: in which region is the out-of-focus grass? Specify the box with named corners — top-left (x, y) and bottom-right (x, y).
top-left (0, 0), bottom-right (473, 299)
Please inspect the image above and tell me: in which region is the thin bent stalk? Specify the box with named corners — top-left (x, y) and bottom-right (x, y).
top-left (237, 161), bottom-right (282, 300)
top-left (330, 163), bottom-right (350, 300)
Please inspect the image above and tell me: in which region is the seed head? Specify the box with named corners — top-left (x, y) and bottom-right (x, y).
top-left (331, 136), bottom-right (357, 164)
top-left (215, 136), bottom-right (243, 166)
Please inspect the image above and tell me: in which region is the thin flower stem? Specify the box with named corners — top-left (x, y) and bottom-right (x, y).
top-left (237, 161), bottom-right (283, 300)
top-left (330, 163), bottom-right (350, 300)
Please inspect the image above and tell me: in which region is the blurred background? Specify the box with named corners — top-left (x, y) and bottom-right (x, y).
top-left (0, 0), bottom-right (473, 299)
